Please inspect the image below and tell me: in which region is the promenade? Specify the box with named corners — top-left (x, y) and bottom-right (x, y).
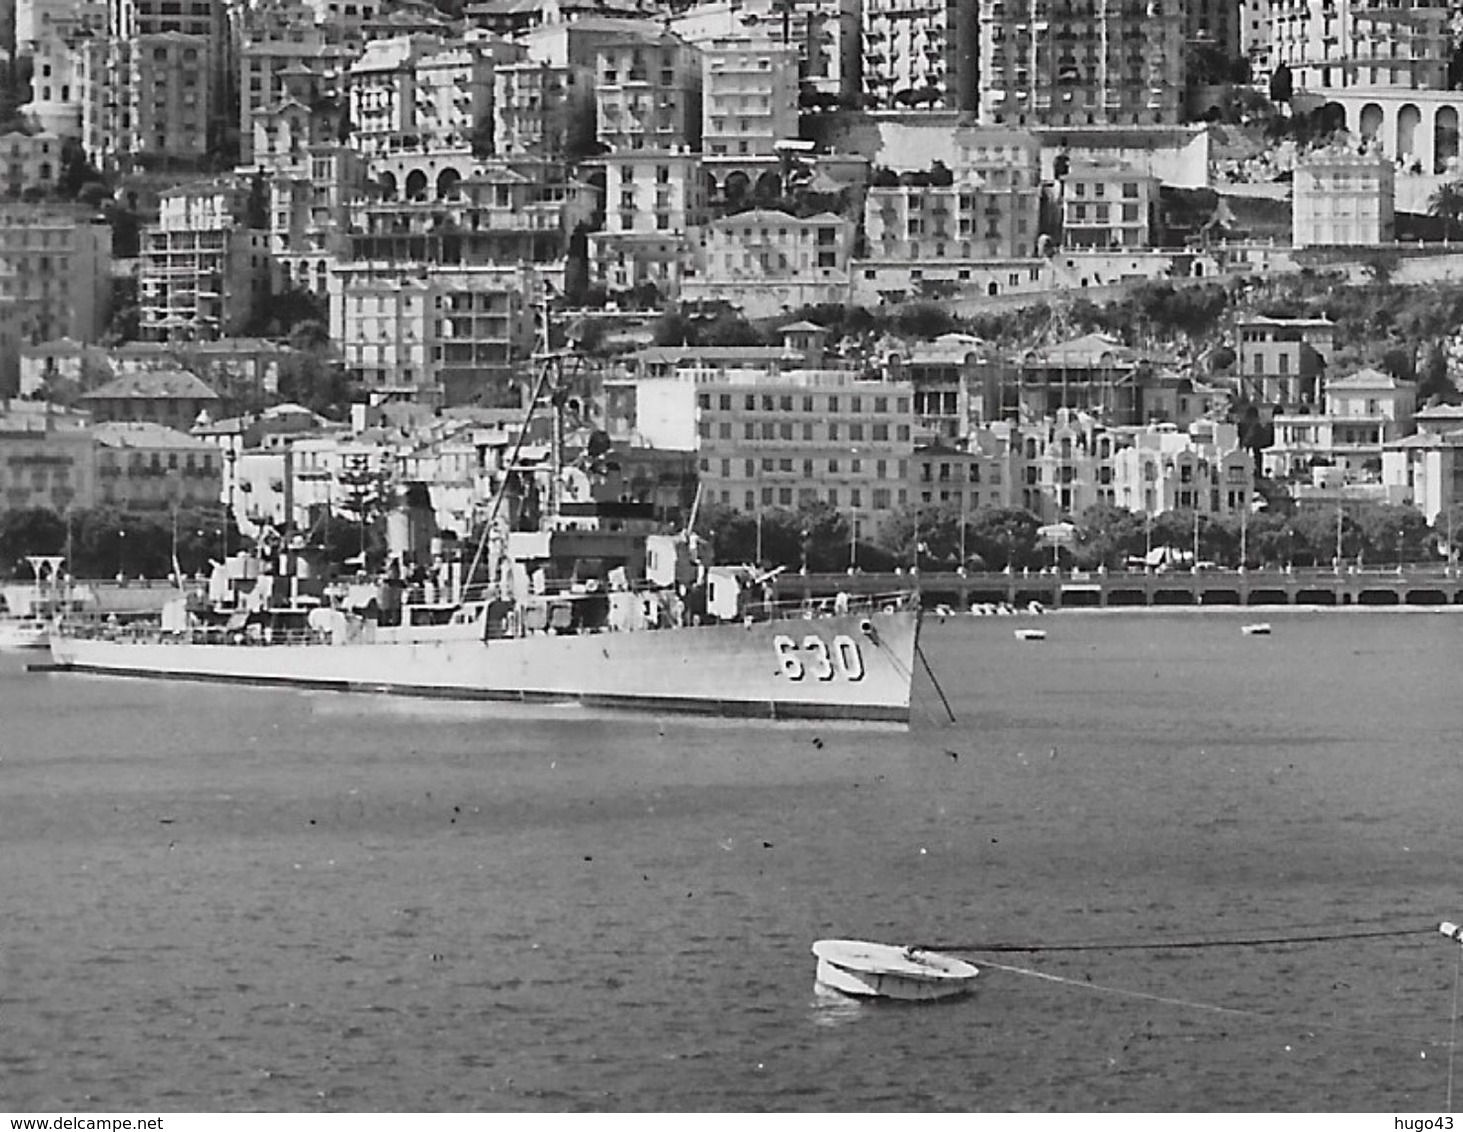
top-left (773, 566), bottom-right (1463, 610)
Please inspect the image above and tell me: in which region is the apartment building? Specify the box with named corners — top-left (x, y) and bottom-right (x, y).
top-left (1292, 146), bottom-right (1395, 249)
top-left (267, 146), bottom-right (367, 298)
top-left (139, 181), bottom-right (269, 341)
top-left (240, 26), bottom-right (356, 165)
top-left (80, 31), bottom-right (215, 171)
top-left (346, 32), bottom-right (520, 159)
top-left (979, 0), bottom-right (1184, 127)
top-left (0, 399), bottom-right (95, 515)
top-left (1110, 421), bottom-right (1250, 517)
top-left (346, 158), bottom-right (594, 266)
top-left (590, 150), bottom-right (706, 298)
top-left (1267, 0), bottom-right (1449, 91)
top-left (617, 365), bottom-right (916, 542)
top-left (1059, 160), bottom-right (1158, 249)
top-left (1269, 366), bottom-right (1417, 482)
top-left (0, 205), bottom-right (111, 391)
top-left (328, 262), bottom-right (535, 406)
top-left (1232, 315), bottom-right (1334, 409)
top-left (670, 0), bottom-right (860, 99)
top-left (700, 36), bottom-right (798, 158)
top-left (21, 34), bottom-right (82, 138)
top-left (492, 61), bottom-right (596, 160)
top-left (861, 0), bottom-right (977, 112)
top-left (584, 21), bottom-right (702, 153)
top-left (687, 208), bottom-right (852, 314)
top-left (93, 420), bottom-right (223, 511)
top-left (79, 367), bottom-right (221, 429)
top-left (0, 130), bottom-right (62, 197)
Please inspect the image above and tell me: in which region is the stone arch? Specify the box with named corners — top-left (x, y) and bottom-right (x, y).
top-left (436, 167), bottom-right (461, 199)
top-left (1319, 101), bottom-right (1347, 137)
top-left (703, 170), bottom-right (718, 199)
top-left (754, 170), bottom-right (781, 199)
top-left (1398, 103), bottom-right (1421, 158)
top-left (405, 168), bottom-right (429, 201)
top-left (724, 170), bottom-right (750, 204)
top-left (378, 171), bottom-right (398, 201)
top-left (1437, 107), bottom-right (1459, 173)
top-left (1359, 102), bottom-right (1384, 143)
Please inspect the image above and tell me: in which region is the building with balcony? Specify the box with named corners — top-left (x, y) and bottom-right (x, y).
top-left (1268, 366), bottom-right (1416, 482)
top-left (240, 28), bottom-right (355, 165)
top-left (862, 0), bottom-right (977, 112)
top-left (590, 150), bottom-right (706, 300)
top-left (1292, 146), bottom-right (1394, 249)
top-left (92, 420), bottom-right (223, 511)
top-left (1267, 0), bottom-right (1450, 93)
top-left (0, 204), bottom-right (112, 391)
top-left (683, 208), bottom-right (852, 316)
top-left (0, 398), bottom-right (94, 516)
top-left (492, 61), bottom-right (596, 160)
top-left (700, 36), bottom-right (798, 159)
top-left (1058, 159), bottom-right (1158, 249)
top-left (139, 180), bottom-right (269, 341)
top-left (670, 0), bottom-right (860, 100)
top-left (345, 32), bottom-right (522, 159)
top-left (1110, 420), bottom-right (1250, 518)
top-left (979, 0), bottom-right (1185, 127)
top-left (1232, 314), bottom-right (1334, 410)
top-left (328, 261), bottom-right (536, 406)
top-left (80, 32), bottom-right (215, 172)
top-left (346, 158), bottom-right (594, 266)
top-left (268, 146), bottom-right (369, 297)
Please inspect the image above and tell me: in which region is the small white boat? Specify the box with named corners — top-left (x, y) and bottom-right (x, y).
top-left (0, 616), bottom-right (50, 650)
top-left (811, 939), bottom-right (979, 1002)
top-left (1014, 628), bottom-right (1047, 641)
top-left (1242, 622), bottom-right (1272, 636)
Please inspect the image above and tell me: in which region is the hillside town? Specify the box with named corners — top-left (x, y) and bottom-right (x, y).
top-left (5, 0), bottom-right (1463, 579)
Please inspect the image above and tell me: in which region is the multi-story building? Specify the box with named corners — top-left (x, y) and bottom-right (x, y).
top-left (684, 208), bottom-right (852, 315)
top-left (671, 0), bottom-right (860, 101)
top-left (979, 0), bottom-right (1185, 127)
top-left (581, 21), bottom-right (702, 154)
top-left (1382, 428), bottom-right (1463, 523)
top-left (1292, 146), bottom-right (1395, 249)
top-left (1059, 160), bottom-right (1159, 249)
top-left (268, 146), bottom-right (368, 297)
top-left (1232, 315), bottom-right (1334, 409)
top-left (139, 181), bottom-right (269, 341)
top-left (1267, 0), bottom-right (1450, 91)
top-left (1188, 0), bottom-right (1242, 59)
top-left (92, 420), bottom-right (223, 511)
top-left (861, 0), bottom-right (976, 112)
top-left (79, 367), bottom-right (221, 429)
top-left (0, 204), bottom-right (111, 390)
top-left (1111, 420), bottom-right (1250, 518)
top-left (0, 130), bottom-right (62, 196)
top-left (80, 31), bottom-right (215, 171)
top-left (1269, 366), bottom-right (1417, 482)
top-left (590, 150), bottom-right (706, 299)
top-left (328, 262), bottom-right (536, 406)
top-left (492, 61), bottom-right (596, 160)
top-left (613, 363), bottom-right (917, 542)
top-left (18, 0), bottom-right (104, 52)
top-left (700, 36), bottom-right (798, 158)
top-left (864, 170), bottom-right (1040, 262)
top-left (345, 158), bottom-right (594, 266)
top-left (20, 34), bottom-right (82, 138)
top-left (0, 398), bottom-right (95, 516)
top-left (251, 63), bottom-right (346, 171)
top-left (239, 24), bottom-right (356, 165)
top-left (346, 32), bottom-right (521, 160)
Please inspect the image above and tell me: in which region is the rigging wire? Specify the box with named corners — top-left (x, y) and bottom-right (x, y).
top-left (1449, 945), bottom-right (1461, 1111)
top-left (976, 958), bottom-right (1447, 1049)
top-left (918, 926), bottom-right (1434, 953)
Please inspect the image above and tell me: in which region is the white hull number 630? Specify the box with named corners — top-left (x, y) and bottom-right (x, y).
top-left (773, 634), bottom-right (865, 681)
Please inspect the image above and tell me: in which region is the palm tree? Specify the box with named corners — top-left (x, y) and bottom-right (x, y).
top-left (1428, 181), bottom-right (1463, 240)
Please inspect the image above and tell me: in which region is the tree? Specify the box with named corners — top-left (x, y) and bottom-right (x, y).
top-left (1269, 64), bottom-right (1293, 104)
top-left (964, 506), bottom-right (1041, 571)
top-left (1428, 181), bottom-right (1463, 239)
top-left (58, 137), bottom-right (104, 199)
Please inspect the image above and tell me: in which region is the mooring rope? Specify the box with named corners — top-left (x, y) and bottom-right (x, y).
top-left (919, 926), bottom-right (1434, 953)
top-left (1448, 946), bottom-right (1461, 1110)
top-left (977, 958), bottom-right (1448, 1048)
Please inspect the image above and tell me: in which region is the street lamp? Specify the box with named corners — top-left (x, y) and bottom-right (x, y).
top-left (117, 529), bottom-right (127, 581)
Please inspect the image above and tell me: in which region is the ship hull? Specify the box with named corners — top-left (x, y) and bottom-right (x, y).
top-left (47, 610), bottom-right (919, 723)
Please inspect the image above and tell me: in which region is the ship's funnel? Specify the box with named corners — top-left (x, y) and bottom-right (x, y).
top-left (386, 482), bottom-right (437, 565)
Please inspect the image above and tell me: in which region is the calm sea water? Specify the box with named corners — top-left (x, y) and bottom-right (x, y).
top-left (4, 610), bottom-right (1463, 1112)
